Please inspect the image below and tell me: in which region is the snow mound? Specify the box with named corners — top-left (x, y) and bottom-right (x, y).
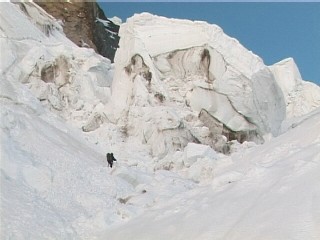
top-left (183, 142), bottom-right (217, 167)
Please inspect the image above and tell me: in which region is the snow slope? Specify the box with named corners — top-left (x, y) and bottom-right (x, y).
top-left (0, 3), bottom-right (120, 239)
top-left (99, 108), bottom-right (320, 240)
top-left (1, 3), bottom-right (320, 240)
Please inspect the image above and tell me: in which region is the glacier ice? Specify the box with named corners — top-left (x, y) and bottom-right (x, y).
top-left (109, 13), bottom-right (290, 155)
top-left (270, 58), bottom-right (320, 118)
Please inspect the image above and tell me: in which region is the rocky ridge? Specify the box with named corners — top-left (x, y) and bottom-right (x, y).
top-left (34, 0), bottom-right (119, 62)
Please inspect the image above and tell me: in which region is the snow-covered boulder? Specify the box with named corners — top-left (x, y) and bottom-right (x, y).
top-left (187, 157), bottom-right (215, 184)
top-left (183, 142), bottom-right (217, 167)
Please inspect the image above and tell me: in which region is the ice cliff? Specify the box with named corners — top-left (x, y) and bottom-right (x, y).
top-left (109, 13), bottom-right (320, 156)
top-left (270, 57), bottom-right (320, 119)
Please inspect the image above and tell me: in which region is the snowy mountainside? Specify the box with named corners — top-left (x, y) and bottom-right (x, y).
top-left (1, 99), bottom-right (114, 239)
top-left (1, 3), bottom-right (320, 240)
top-left (0, 2), bottom-right (113, 131)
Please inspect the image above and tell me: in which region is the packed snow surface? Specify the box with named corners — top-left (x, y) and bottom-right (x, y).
top-left (99, 108), bottom-right (320, 240)
top-left (1, 3), bottom-right (320, 240)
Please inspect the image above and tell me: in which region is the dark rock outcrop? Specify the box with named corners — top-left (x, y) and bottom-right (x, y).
top-left (93, 6), bottom-right (120, 63)
top-left (34, 0), bottom-right (119, 62)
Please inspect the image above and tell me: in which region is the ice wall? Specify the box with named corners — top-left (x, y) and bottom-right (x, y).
top-left (109, 13), bottom-right (287, 156)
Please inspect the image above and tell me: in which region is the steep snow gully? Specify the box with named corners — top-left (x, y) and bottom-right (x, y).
top-left (1, 3), bottom-right (320, 240)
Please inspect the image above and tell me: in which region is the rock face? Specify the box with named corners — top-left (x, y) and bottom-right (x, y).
top-left (35, 0), bottom-right (119, 62)
top-left (93, 9), bottom-right (120, 63)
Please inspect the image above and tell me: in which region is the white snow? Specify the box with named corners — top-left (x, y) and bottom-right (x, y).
top-left (1, 3), bottom-right (320, 240)
top-left (99, 111), bottom-right (320, 240)
top-left (183, 142), bottom-right (217, 167)
top-left (109, 16), bottom-right (122, 26)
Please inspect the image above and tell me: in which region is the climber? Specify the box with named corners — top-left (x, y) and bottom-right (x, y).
top-left (106, 152), bottom-right (117, 168)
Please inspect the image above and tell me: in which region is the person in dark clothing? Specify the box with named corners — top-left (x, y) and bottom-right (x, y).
top-left (106, 153), bottom-right (117, 168)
